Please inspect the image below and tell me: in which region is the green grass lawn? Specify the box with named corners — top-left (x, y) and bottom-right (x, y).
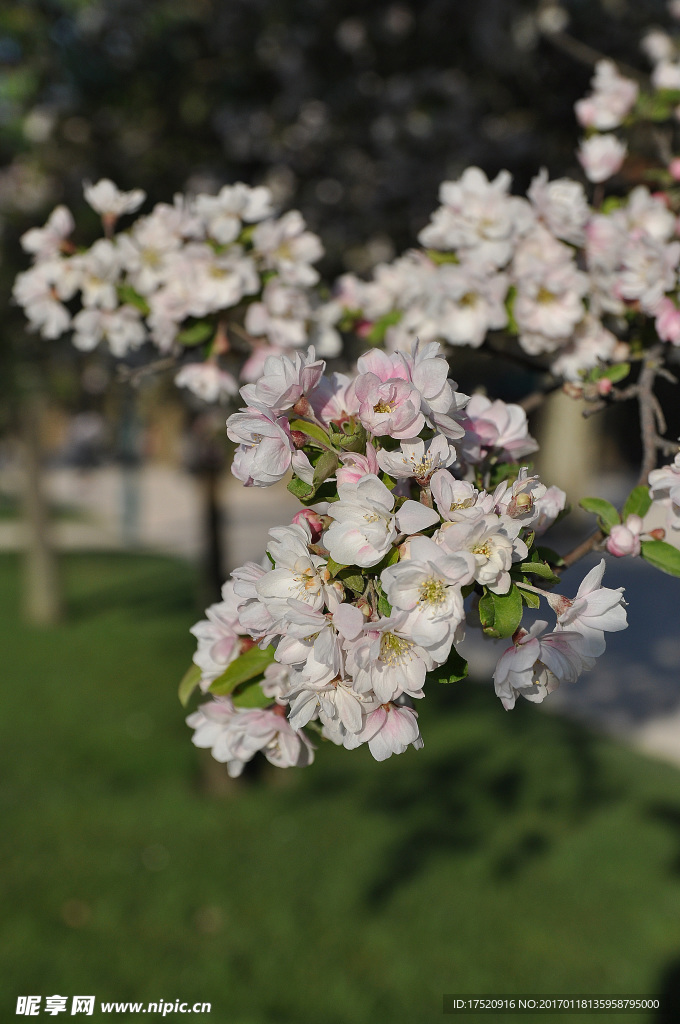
top-left (1, 552), bottom-right (680, 1023)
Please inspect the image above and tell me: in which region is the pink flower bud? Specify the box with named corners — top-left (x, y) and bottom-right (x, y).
top-left (290, 430), bottom-right (308, 449)
top-left (597, 377), bottom-right (613, 396)
top-left (291, 507), bottom-right (325, 544)
top-left (671, 158), bottom-right (680, 181)
top-left (606, 522), bottom-right (641, 557)
top-left (649, 527), bottom-right (666, 540)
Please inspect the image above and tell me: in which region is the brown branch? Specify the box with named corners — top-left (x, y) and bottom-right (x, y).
top-left (560, 528), bottom-right (604, 570)
top-left (518, 378), bottom-right (563, 413)
top-left (541, 28), bottom-right (648, 84)
top-left (637, 346), bottom-right (663, 486)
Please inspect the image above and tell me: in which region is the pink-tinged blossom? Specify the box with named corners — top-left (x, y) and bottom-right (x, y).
top-left (549, 559), bottom-right (627, 657)
top-left (244, 280), bottom-right (311, 351)
top-left (376, 435), bottom-right (456, 484)
top-left (462, 394), bottom-right (538, 461)
top-left (356, 703), bottom-right (423, 761)
top-left (577, 134), bottom-right (627, 184)
top-left (430, 472), bottom-right (490, 523)
top-left (655, 297), bottom-right (680, 345)
top-left (310, 371), bottom-right (361, 427)
top-left (532, 485), bottom-right (567, 535)
top-left (252, 209), bottom-right (323, 287)
top-left (240, 346), bottom-right (325, 412)
top-left (175, 362), bottom-right (239, 404)
top-left (192, 182), bottom-right (273, 244)
top-left (575, 60), bottom-right (639, 131)
top-left (72, 306), bottom-right (146, 357)
top-left (187, 699), bottom-right (314, 776)
top-left (615, 231), bottom-right (680, 315)
top-left (322, 474), bottom-right (398, 567)
top-left (436, 514), bottom-right (527, 594)
top-left (336, 444), bottom-right (380, 487)
top-left (21, 205), bottom-right (75, 261)
top-left (648, 453), bottom-right (680, 532)
top-left (493, 467), bottom-right (559, 530)
top-left (493, 621), bottom-right (593, 710)
top-left (231, 560), bottom-right (276, 643)
top-left (550, 316), bottom-right (618, 382)
top-left (380, 535), bottom-right (475, 660)
top-left (190, 582), bottom-right (242, 690)
top-left (417, 167), bottom-right (533, 268)
top-left (256, 522), bottom-right (342, 618)
top-left (527, 170), bottom-right (590, 246)
top-left (606, 515), bottom-right (643, 557)
top-left (353, 372), bottom-right (425, 439)
top-left (84, 178), bottom-right (146, 218)
top-left (13, 262), bottom-right (72, 339)
top-left (227, 405), bottom-right (294, 487)
top-left (346, 614), bottom-right (433, 703)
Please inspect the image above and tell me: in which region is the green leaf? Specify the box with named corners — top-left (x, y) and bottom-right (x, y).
top-left (579, 497), bottom-right (621, 534)
top-left (375, 582), bottom-right (392, 618)
top-left (365, 310), bottom-right (403, 345)
top-left (312, 450), bottom-right (339, 487)
top-left (622, 485), bottom-right (652, 522)
top-left (209, 645), bottom-right (276, 696)
top-left (478, 585), bottom-right (523, 639)
top-left (640, 540), bottom-right (680, 577)
top-left (518, 560), bottom-right (561, 585)
top-left (429, 647), bottom-right (468, 683)
top-left (329, 421), bottom-right (367, 453)
top-left (488, 461), bottom-right (523, 488)
top-left (520, 588), bottom-right (541, 609)
top-left (372, 546), bottom-right (400, 574)
top-left (424, 249), bottom-right (460, 265)
top-left (176, 321), bottom-right (214, 347)
top-left (288, 419), bottom-right (332, 449)
top-left (231, 679), bottom-right (273, 709)
top-left (117, 283), bottom-right (150, 316)
top-left (178, 663), bottom-right (202, 707)
top-left (287, 477), bottom-right (316, 502)
top-left (603, 362), bottom-right (631, 384)
top-left (337, 568), bottom-right (364, 594)
top-left (535, 546), bottom-right (565, 567)
top-left (326, 557), bottom-right (347, 577)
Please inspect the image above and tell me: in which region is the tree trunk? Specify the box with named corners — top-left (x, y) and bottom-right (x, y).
top-left (20, 391), bottom-right (63, 625)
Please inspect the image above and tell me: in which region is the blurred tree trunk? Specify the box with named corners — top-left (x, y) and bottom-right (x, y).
top-left (199, 465), bottom-right (225, 607)
top-left (20, 388), bottom-right (63, 625)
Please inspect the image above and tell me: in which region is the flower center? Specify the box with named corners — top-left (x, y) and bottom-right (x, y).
top-left (472, 541), bottom-right (492, 558)
top-left (537, 286), bottom-right (556, 304)
top-left (373, 399), bottom-right (395, 414)
top-left (418, 577), bottom-right (446, 607)
top-left (379, 631), bottom-right (414, 666)
top-left (450, 496), bottom-right (476, 511)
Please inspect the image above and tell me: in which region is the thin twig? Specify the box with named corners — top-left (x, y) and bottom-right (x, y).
top-left (541, 28), bottom-right (648, 83)
top-left (561, 529), bottom-right (604, 570)
top-left (117, 356), bottom-right (178, 385)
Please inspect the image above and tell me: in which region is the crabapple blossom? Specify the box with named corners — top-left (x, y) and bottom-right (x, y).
top-left (648, 453), bottom-right (680, 531)
top-left (574, 60), bottom-right (639, 131)
top-left (84, 178), bottom-right (146, 219)
top-left (493, 622), bottom-right (594, 711)
top-left (577, 134), bottom-right (627, 183)
top-left (175, 362), bottom-right (239, 404)
top-left (548, 560), bottom-right (627, 657)
top-left (227, 405), bottom-right (294, 487)
top-left (436, 514), bottom-right (528, 594)
top-left (375, 435), bottom-right (456, 484)
top-left (355, 704), bottom-right (423, 761)
top-left (606, 515), bottom-right (644, 557)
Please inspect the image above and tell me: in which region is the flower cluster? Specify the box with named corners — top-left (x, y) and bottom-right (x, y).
top-left (13, 179), bottom-right (340, 403)
top-left (184, 343), bottom-right (629, 776)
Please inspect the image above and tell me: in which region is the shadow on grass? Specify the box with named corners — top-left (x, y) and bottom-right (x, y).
top-left (303, 680), bottom-right (620, 907)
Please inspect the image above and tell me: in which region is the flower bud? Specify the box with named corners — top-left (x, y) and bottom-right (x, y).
top-left (292, 507), bottom-right (325, 544)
